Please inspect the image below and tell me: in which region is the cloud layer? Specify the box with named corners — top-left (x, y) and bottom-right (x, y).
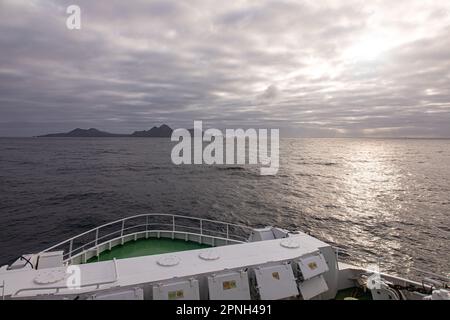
top-left (1, 0), bottom-right (450, 137)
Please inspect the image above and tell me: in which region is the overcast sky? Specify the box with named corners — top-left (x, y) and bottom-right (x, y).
top-left (1, 0), bottom-right (450, 137)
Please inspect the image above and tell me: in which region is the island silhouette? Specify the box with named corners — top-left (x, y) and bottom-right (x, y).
top-left (38, 124), bottom-right (174, 138)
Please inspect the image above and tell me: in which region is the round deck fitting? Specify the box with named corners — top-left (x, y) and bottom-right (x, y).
top-left (157, 255), bottom-right (180, 267)
top-left (34, 268), bottom-right (67, 285)
top-left (280, 238), bottom-right (300, 249)
top-left (199, 250), bottom-right (220, 261)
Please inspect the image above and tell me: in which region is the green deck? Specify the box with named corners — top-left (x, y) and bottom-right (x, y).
top-left (86, 238), bottom-right (211, 263)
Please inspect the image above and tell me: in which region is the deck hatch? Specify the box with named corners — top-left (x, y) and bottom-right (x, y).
top-left (153, 279), bottom-right (200, 300)
top-left (254, 264), bottom-right (299, 300)
top-left (298, 275), bottom-right (328, 300)
top-left (297, 252), bottom-right (328, 280)
top-left (207, 271), bottom-right (250, 300)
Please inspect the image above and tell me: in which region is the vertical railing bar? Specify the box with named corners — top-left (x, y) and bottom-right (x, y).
top-left (69, 239), bottom-right (73, 259)
top-left (95, 228), bottom-right (99, 246)
top-left (199, 219), bottom-right (203, 244)
top-left (172, 215), bottom-right (176, 240)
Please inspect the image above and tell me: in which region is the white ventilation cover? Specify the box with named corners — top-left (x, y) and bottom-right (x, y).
top-left (199, 250), bottom-right (220, 261)
top-left (157, 255), bottom-right (180, 267)
top-left (34, 268), bottom-right (67, 284)
top-left (280, 238), bottom-right (300, 249)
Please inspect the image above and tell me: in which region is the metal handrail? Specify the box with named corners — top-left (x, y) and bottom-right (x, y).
top-left (63, 225), bottom-right (249, 262)
top-left (68, 230), bottom-right (248, 263)
top-left (39, 214), bottom-right (255, 262)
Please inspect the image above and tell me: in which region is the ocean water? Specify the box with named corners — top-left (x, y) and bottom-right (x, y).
top-left (0, 138), bottom-right (449, 280)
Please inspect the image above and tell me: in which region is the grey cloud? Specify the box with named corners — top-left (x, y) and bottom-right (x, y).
top-left (0, 0), bottom-right (450, 137)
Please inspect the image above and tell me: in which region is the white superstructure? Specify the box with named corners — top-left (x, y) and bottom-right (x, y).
top-left (0, 214), bottom-right (448, 300)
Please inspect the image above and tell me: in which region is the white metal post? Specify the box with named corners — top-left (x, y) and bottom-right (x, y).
top-left (95, 228), bottom-right (99, 246)
top-left (199, 219), bottom-right (203, 244)
top-left (69, 239), bottom-right (73, 259)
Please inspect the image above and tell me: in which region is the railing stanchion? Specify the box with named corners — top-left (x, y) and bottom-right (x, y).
top-left (95, 228), bottom-right (99, 246)
top-left (69, 239), bottom-right (73, 259)
top-left (199, 219), bottom-right (203, 244)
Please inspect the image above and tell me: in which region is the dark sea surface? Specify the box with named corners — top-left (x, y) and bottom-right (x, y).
top-left (0, 138), bottom-right (449, 280)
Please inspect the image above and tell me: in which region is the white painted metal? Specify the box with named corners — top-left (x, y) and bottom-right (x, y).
top-left (153, 279), bottom-right (200, 300)
top-left (157, 255), bottom-right (180, 267)
top-left (248, 227), bottom-right (275, 242)
top-left (8, 258), bottom-right (119, 298)
top-left (90, 287), bottom-right (144, 300)
top-left (298, 275), bottom-right (329, 300)
top-left (280, 238), bottom-right (300, 249)
top-left (7, 255), bottom-right (35, 270)
top-left (36, 251), bottom-right (64, 269)
top-left (207, 271), bottom-right (251, 300)
top-left (430, 289), bottom-right (450, 300)
top-left (34, 268), bottom-right (66, 284)
top-left (254, 263), bottom-right (299, 300)
top-left (199, 250), bottom-right (220, 261)
top-left (297, 252), bottom-right (328, 280)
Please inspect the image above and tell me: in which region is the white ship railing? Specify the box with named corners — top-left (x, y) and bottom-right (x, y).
top-left (39, 214), bottom-right (255, 264)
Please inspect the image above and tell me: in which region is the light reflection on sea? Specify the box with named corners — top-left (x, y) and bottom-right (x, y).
top-left (0, 137), bottom-right (449, 280)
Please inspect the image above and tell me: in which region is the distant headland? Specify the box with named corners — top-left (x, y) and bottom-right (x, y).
top-left (37, 124), bottom-right (174, 138)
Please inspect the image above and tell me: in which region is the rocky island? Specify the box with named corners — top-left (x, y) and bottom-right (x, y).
top-left (38, 125), bottom-right (174, 138)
